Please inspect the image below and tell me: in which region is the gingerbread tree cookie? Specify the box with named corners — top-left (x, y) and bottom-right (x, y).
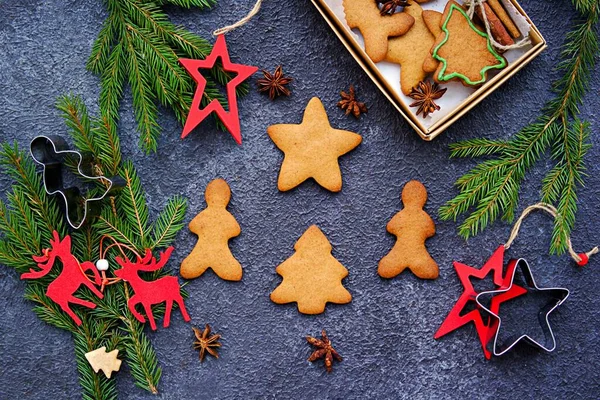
top-left (378, 180), bottom-right (439, 280)
top-left (180, 178), bottom-right (242, 281)
top-left (270, 225), bottom-right (352, 314)
top-left (431, 1), bottom-right (506, 86)
top-left (385, 0), bottom-right (439, 95)
top-left (267, 97), bottom-right (362, 192)
top-left (343, 0), bottom-right (415, 62)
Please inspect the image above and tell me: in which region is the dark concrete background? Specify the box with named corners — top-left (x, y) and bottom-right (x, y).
top-left (0, 0), bottom-right (599, 399)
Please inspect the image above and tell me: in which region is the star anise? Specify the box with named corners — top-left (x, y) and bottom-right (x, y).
top-left (337, 85), bottom-right (368, 118)
top-left (257, 65), bottom-right (293, 100)
top-left (408, 80), bottom-right (447, 118)
top-left (376, 0), bottom-right (410, 16)
top-left (306, 330), bottom-right (342, 373)
top-left (192, 324), bottom-right (222, 362)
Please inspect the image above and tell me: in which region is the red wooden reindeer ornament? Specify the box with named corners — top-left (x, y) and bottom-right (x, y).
top-left (114, 247), bottom-right (191, 330)
top-left (21, 231), bottom-right (104, 326)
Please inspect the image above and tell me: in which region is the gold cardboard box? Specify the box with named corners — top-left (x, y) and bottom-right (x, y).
top-left (311, 0), bottom-right (546, 140)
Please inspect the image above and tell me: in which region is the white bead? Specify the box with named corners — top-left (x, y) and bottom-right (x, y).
top-left (96, 259), bottom-right (109, 271)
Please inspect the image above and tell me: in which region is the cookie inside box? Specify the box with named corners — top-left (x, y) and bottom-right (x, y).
top-left (314, 0), bottom-right (545, 139)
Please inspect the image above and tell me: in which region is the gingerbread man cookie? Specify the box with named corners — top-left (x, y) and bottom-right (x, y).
top-left (180, 178), bottom-right (242, 281)
top-left (270, 225), bottom-right (352, 314)
top-left (378, 180), bottom-right (439, 280)
top-left (343, 0), bottom-right (415, 63)
top-left (386, 0), bottom-right (439, 95)
top-left (267, 97), bottom-right (362, 192)
top-left (422, 10), bottom-right (443, 37)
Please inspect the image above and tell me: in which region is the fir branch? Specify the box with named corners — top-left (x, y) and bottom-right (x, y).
top-left (87, 12), bottom-right (119, 74)
top-left (57, 95), bottom-right (98, 158)
top-left (0, 194), bottom-right (38, 257)
top-left (0, 143), bottom-right (66, 240)
top-left (440, 5), bottom-right (598, 254)
top-left (118, 161), bottom-right (151, 249)
top-left (449, 139), bottom-right (511, 158)
top-left (120, 285), bottom-right (161, 394)
top-left (124, 29), bottom-right (161, 153)
top-left (98, 41), bottom-right (126, 172)
top-left (151, 196), bottom-right (188, 248)
top-left (8, 188), bottom-right (42, 250)
top-left (158, 0), bottom-right (217, 8)
top-left (546, 121), bottom-right (591, 252)
top-left (93, 114), bottom-right (122, 176)
top-left (90, 0), bottom-right (249, 153)
top-left (74, 318), bottom-right (119, 400)
top-left (0, 95), bottom-right (189, 397)
top-left (24, 284), bottom-right (79, 331)
top-left (97, 210), bottom-right (140, 251)
top-left (71, 225), bottom-right (101, 262)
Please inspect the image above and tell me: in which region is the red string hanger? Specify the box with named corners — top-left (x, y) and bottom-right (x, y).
top-left (503, 203), bottom-right (598, 266)
top-left (179, 1), bottom-right (261, 144)
top-left (96, 235), bottom-right (143, 292)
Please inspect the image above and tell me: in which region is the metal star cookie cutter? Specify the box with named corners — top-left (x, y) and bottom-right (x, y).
top-left (475, 258), bottom-right (570, 356)
top-left (30, 135), bottom-right (122, 229)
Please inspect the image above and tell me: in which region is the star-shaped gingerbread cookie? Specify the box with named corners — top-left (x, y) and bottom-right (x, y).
top-left (267, 97), bottom-right (362, 192)
top-left (343, 0), bottom-right (415, 63)
top-left (270, 225), bottom-right (352, 314)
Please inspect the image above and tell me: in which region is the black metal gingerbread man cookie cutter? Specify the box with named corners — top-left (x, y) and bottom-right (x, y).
top-left (30, 135), bottom-right (123, 229)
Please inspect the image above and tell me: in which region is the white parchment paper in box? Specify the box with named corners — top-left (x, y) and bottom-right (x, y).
top-left (322, 0), bottom-right (533, 130)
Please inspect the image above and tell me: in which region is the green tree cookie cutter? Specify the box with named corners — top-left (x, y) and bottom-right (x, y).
top-left (432, 3), bottom-right (507, 86)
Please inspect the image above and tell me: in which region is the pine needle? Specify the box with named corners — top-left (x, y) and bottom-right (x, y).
top-left (440, 3), bottom-right (598, 255)
top-left (0, 95), bottom-right (189, 397)
top-left (89, 0), bottom-right (248, 153)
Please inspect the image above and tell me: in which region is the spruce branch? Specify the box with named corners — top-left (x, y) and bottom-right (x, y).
top-left (440, 4), bottom-right (598, 254)
top-left (90, 0), bottom-right (249, 153)
top-left (25, 284), bottom-right (79, 331)
top-left (74, 317), bottom-right (119, 400)
top-left (121, 304), bottom-right (161, 394)
top-left (0, 95), bottom-right (188, 397)
top-left (0, 143), bottom-right (66, 240)
top-left (152, 195), bottom-right (188, 248)
top-left (117, 162), bottom-right (151, 248)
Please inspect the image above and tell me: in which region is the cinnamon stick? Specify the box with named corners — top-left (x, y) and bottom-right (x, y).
top-left (488, 0), bottom-right (521, 39)
top-left (476, 3), bottom-right (514, 47)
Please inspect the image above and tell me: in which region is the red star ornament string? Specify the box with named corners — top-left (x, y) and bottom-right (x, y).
top-left (179, 34), bottom-right (258, 144)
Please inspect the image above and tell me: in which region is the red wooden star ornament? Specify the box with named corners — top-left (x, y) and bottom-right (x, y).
top-left (434, 246), bottom-right (526, 359)
top-left (179, 35), bottom-right (258, 144)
